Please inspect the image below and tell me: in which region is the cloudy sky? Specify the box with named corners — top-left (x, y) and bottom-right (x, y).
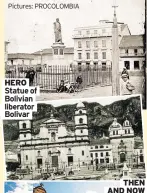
top-left (39, 94), bottom-right (141, 107)
top-left (5, 181), bottom-right (120, 193)
top-left (5, 0), bottom-right (145, 53)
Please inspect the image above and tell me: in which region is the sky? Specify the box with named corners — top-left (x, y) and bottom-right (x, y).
top-left (38, 94), bottom-right (141, 107)
top-left (5, 0), bottom-right (145, 53)
top-left (5, 181), bottom-right (120, 193)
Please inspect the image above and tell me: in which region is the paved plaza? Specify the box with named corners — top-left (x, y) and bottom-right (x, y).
top-left (37, 85), bottom-right (112, 101)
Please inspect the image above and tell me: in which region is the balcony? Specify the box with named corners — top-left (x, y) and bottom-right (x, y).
top-left (120, 53), bottom-right (145, 57)
top-left (73, 32), bottom-right (112, 39)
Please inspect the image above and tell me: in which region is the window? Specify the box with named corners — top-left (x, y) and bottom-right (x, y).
top-left (38, 151), bottom-right (40, 156)
top-left (79, 110), bottom-right (82, 114)
top-left (125, 130), bottom-right (127, 134)
top-left (140, 150), bottom-right (143, 154)
top-left (134, 61), bottom-right (140, 70)
top-left (81, 130), bottom-right (83, 133)
top-left (100, 152), bottom-right (103, 157)
top-left (82, 150), bottom-right (84, 156)
top-left (128, 129), bottom-right (130, 134)
top-left (106, 152), bottom-right (109, 156)
top-left (102, 40), bottom-right (106, 47)
top-left (95, 153), bottom-right (98, 157)
top-left (86, 41), bottom-right (90, 48)
top-left (86, 53), bottom-right (90, 59)
top-left (60, 49), bottom-right (63, 55)
top-left (54, 49), bottom-right (58, 55)
top-left (100, 159), bottom-right (104, 163)
top-left (94, 62), bottom-right (98, 70)
top-left (78, 53), bottom-right (82, 59)
top-left (94, 30), bottom-right (97, 34)
top-left (91, 153), bottom-right (93, 158)
top-left (23, 123), bottom-right (26, 129)
top-left (79, 118), bottom-right (83, 124)
top-left (102, 52), bottom-right (106, 59)
top-left (124, 172), bottom-right (127, 176)
top-left (102, 62), bottom-right (106, 71)
top-left (100, 145), bottom-right (104, 148)
top-left (68, 148), bottom-right (71, 154)
top-left (94, 52), bottom-right (98, 59)
top-left (26, 155), bottom-right (28, 160)
top-left (11, 60), bottom-right (13, 65)
top-left (125, 49), bottom-right (128, 54)
top-left (95, 146), bottom-right (98, 149)
top-left (51, 132), bottom-right (56, 142)
top-left (86, 30), bottom-right (90, 35)
top-left (134, 49), bottom-right (138, 55)
top-left (94, 41), bottom-right (98, 48)
top-left (24, 134), bottom-right (26, 138)
top-left (116, 130), bottom-right (118, 135)
top-left (124, 61), bottom-right (130, 70)
top-left (86, 63), bottom-right (90, 70)
top-left (78, 41), bottom-right (82, 48)
top-left (106, 158), bottom-right (109, 163)
top-left (113, 131), bottom-right (115, 135)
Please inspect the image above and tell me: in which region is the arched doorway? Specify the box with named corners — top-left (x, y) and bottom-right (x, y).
top-left (120, 153), bottom-right (126, 163)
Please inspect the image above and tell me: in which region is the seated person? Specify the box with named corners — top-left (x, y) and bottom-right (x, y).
top-left (64, 80), bottom-right (70, 92)
top-left (57, 80), bottom-right (65, 92)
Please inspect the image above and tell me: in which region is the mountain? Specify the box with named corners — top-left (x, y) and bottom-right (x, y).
top-left (3, 96), bottom-right (143, 141)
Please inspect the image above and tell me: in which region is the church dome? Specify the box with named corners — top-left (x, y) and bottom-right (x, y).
top-left (109, 118), bottom-right (122, 130)
top-left (76, 101), bottom-right (85, 108)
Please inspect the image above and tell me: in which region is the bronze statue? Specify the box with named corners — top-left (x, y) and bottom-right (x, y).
top-left (54, 18), bottom-right (62, 43)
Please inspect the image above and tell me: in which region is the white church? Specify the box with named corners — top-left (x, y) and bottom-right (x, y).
top-left (18, 102), bottom-right (144, 173)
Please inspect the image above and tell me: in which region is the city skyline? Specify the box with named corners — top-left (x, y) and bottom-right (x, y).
top-left (5, 0), bottom-right (145, 53)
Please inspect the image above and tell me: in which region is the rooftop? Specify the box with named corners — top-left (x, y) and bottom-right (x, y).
top-left (8, 53), bottom-right (34, 59)
top-left (33, 47), bottom-right (74, 55)
top-left (119, 35), bottom-right (144, 48)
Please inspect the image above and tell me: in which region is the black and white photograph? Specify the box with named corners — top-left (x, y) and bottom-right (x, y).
top-left (4, 95), bottom-right (146, 180)
top-left (4, 0), bottom-right (146, 108)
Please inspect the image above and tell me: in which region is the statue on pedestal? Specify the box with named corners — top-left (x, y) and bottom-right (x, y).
top-left (54, 18), bottom-right (62, 43)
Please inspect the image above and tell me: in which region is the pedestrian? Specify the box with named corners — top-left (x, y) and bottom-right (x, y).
top-left (121, 67), bottom-right (129, 79)
top-left (25, 67), bottom-right (36, 86)
top-left (120, 73), bottom-right (135, 95)
top-left (76, 74), bottom-right (83, 91)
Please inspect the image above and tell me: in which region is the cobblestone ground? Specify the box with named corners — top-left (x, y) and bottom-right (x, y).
top-left (36, 85), bottom-right (112, 101)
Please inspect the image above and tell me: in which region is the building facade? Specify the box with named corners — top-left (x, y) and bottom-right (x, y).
top-left (18, 102), bottom-right (144, 174)
top-left (119, 35), bottom-right (145, 71)
top-left (73, 20), bottom-right (131, 69)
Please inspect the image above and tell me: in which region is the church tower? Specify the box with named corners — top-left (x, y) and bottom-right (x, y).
top-left (112, 4), bottom-right (120, 95)
top-left (19, 120), bottom-right (32, 145)
top-left (74, 102), bottom-right (89, 140)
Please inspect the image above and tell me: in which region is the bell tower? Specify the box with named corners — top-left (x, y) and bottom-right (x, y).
top-left (74, 102), bottom-right (89, 140)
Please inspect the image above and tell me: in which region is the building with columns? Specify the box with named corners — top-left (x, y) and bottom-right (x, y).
top-left (17, 102), bottom-right (144, 175)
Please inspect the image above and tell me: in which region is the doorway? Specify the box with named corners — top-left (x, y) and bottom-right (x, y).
top-left (37, 158), bottom-right (42, 169)
top-left (68, 156), bottom-right (73, 166)
top-left (120, 153), bottom-right (126, 163)
top-left (52, 156), bottom-right (58, 167)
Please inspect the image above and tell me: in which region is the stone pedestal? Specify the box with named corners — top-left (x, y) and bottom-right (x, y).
top-left (52, 42), bottom-right (65, 60)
